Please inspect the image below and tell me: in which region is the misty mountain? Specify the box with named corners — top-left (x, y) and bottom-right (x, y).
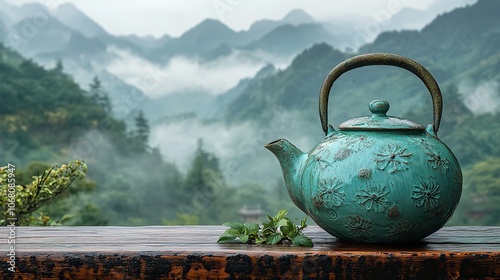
top-left (147, 8), bottom-right (319, 62)
top-left (246, 9), bottom-right (316, 41)
top-left (1, 0), bottom-right (481, 127)
top-left (95, 33), bottom-right (150, 57)
top-left (385, 0), bottom-right (477, 31)
top-left (223, 43), bottom-right (347, 123)
top-left (152, 9), bottom-right (324, 62)
top-left (55, 3), bottom-right (108, 37)
top-left (120, 34), bottom-right (172, 50)
top-left (427, 0), bottom-right (477, 12)
top-left (385, 7), bottom-right (438, 31)
top-left (0, 0), bottom-right (152, 122)
top-left (1, 3), bottom-right (329, 121)
top-left (55, 3), bottom-right (149, 56)
top-left (0, 1), bottom-right (146, 58)
top-left (9, 15), bottom-right (107, 58)
top-left (322, 0), bottom-right (479, 50)
top-left (0, 0), bottom-right (108, 59)
top-left (213, 64), bottom-right (277, 117)
top-left (223, 0), bottom-right (500, 125)
top-left (152, 19), bottom-right (246, 62)
top-left (66, 67), bottom-right (150, 121)
top-left (243, 23), bottom-right (337, 56)
top-left (280, 8), bottom-right (316, 25)
top-left (0, 1), bottom-right (50, 26)
top-left (360, 0), bottom-right (500, 78)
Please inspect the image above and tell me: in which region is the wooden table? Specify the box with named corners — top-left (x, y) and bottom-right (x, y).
top-left (1, 226), bottom-right (499, 279)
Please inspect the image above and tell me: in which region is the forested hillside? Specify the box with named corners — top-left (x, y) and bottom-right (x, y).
top-left (0, 42), bottom-right (297, 225)
top-left (223, 0), bottom-right (500, 126)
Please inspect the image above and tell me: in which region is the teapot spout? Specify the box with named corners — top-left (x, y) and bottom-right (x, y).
top-left (265, 139), bottom-right (307, 213)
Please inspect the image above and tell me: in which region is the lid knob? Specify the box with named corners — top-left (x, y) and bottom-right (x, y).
top-left (369, 100), bottom-right (390, 117)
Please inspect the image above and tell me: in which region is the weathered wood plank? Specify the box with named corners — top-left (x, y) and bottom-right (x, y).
top-left (2, 226), bottom-right (500, 279)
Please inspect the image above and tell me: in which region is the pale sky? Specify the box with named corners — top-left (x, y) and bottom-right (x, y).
top-left (6, 0), bottom-right (435, 37)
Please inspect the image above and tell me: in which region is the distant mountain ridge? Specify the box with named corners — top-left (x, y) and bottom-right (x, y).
top-left (153, 18), bottom-right (246, 60)
top-left (119, 34), bottom-right (172, 50)
top-left (0, 0), bottom-right (483, 125)
top-left (221, 0), bottom-right (500, 125)
top-left (55, 3), bottom-right (108, 37)
top-left (246, 9), bottom-right (316, 41)
top-left (243, 23), bottom-right (336, 56)
top-left (151, 9), bottom-right (333, 62)
top-left (0, 1), bottom-right (49, 26)
top-left (0, 2), bottom-right (342, 123)
top-left (360, 0), bottom-right (500, 78)
top-left (385, 0), bottom-right (477, 31)
top-left (10, 14), bottom-right (101, 57)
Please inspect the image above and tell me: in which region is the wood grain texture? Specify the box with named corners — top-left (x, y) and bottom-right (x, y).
top-left (1, 226), bottom-right (500, 279)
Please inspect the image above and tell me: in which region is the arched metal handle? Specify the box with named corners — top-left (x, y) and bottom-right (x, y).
top-left (319, 53), bottom-right (443, 135)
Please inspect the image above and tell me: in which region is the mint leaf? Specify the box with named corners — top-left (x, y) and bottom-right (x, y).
top-left (217, 232), bottom-right (238, 243)
top-left (225, 228), bottom-right (241, 236)
top-left (266, 233), bottom-right (283, 245)
top-left (275, 209), bottom-right (288, 220)
top-left (239, 234), bottom-right (249, 243)
top-left (255, 236), bottom-right (266, 244)
top-left (218, 209), bottom-right (313, 247)
top-left (280, 225), bottom-right (290, 236)
top-left (300, 217), bottom-right (308, 229)
top-left (292, 234), bottom-right (313, 247)
top-left (276, 218), bottom-right (289, 228)
top-left (222, 222), bottom-right (244, 231)
top-left (243, 222), bottom-right (260, 234)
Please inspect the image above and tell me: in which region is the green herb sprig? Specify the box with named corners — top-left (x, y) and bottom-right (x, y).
top-left (217, 209), bottom-right (313, 247)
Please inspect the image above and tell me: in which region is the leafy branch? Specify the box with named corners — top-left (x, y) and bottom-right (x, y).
top-left (0, 160), bottom-right (88, 225)
top-left (217, 209), bottom-right (313, 247)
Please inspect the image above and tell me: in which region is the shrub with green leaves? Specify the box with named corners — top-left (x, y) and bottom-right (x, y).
top-left (0, 160), bottom-right (88, 225)
top-left (217, 209), bottom-right (313, 247)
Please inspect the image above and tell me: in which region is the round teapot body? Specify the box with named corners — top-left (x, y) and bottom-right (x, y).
top-left (301, 130), bottom-right (462, 243)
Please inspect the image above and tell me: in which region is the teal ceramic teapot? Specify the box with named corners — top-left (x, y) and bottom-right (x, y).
top-left (265, 53), bottom-right (462, 243)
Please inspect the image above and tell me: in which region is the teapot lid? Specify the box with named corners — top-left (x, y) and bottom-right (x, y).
top-left (338, 100), bottom-right (425, 131)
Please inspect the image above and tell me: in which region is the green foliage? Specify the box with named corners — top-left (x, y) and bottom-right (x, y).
top-left (225, 43), bottom-right (347, 124)
top-left (72, 203), bottom-right (109, 226)
top-left (172, 139), bottom-right (240, 224)
top-left (162, 213), bottom-right (200, 225)
top-left (443, 113), bottom-right (500, 168)
top-left (30, 212), bottom-right (74, 226)
top-left (450, 158), bottom-right (500, 226)
top-left (0, 43), bottom-right (188, 225)
top-left (11, 160), bottom-right (101, 226)
top-left (0, 160), bottom-right (88, 225)
top-left (217, 209), bottom-right (312, 247)
top-left (89, 76), bottom-right (112, 113)
top-left (131, 110), bottom-right (150, 153)
top-left (0, 50), bottom-right (127, 163)
top-left (184, 139), bottom-right (221, 193)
